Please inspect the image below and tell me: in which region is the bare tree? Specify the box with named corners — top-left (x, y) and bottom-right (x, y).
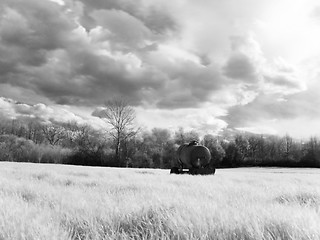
top-left (41, 124), bottom-right (65, 146)
top-left (96, 98), bottom-right (138, 165)
top-left (281, 134), bottom-right (293, 161)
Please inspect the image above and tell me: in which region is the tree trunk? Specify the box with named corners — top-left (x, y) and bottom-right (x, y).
top-left (115, 131), bottom-right (121, 166)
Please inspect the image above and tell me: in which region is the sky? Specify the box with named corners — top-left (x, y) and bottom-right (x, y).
top-left (1, 0), bottom-right (320, 138)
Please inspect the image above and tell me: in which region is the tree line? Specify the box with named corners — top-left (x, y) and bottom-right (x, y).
top-left (0, 99), bottom-right (320, 168)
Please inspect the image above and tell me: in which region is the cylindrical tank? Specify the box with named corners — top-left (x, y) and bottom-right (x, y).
top-left (177, 141), bottom-right (211, 169)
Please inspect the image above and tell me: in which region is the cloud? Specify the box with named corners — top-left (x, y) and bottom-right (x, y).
top-left (223, 78), bottom-right (320, 137)
top-left (90, 9), bottom-right (154, 51)
top-left (151, 60), bottom-right (224, 109)
top-left (0, 0), bottom-right (76, 66)
top-left (134, 106), bottom-right (228, 136)
top-left (262, 57), bottom-right (306, 95)
top-left (224, 93), bottom-right (291, 129)
top-left (0, 0), bottom-right (318, 137)
top-left (0, 0), bottom-right (176, 108)
top-left (222, 35), bottom-right (264, 84)
top-left (263, 75), bottom-right (303, 93)
top-left (223, 53), bottom-right (258, 82)
top-left (0, 0), bottom-right (285, 111)
top-left (3, 0), bottom-right (259, 112)
top-left (311, 5), bottom-right (320, 21)
top-left (0, 97), bottom-right (16, 119)
top-left (0, 97), bottom-right (87, 125)
top-left (75, 0), bottom-right (177, 34)
top-left (222, 34), bottom-right (305, 98)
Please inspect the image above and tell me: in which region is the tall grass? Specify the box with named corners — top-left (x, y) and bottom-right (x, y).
top-left (0, 163), bottom-right (320, 239)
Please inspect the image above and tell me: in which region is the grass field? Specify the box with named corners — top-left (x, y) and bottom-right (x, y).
top-left (0, 162), bottom-right (320, 240)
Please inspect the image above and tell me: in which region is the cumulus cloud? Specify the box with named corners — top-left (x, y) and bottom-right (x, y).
top-left (222, 34), bottom-right (306, 107)
top-left (75, 0), bottom-right (177, 34)
top-left (0, 97), bottom-right (16, 119)
top-left (263, 75), bottom-right (304, 95)
top-left (222, 35), bottom-right (264, 85)
top-left (90, 9), bottom-right (154, 51)
top-left (0, 0), bottom-right (76, 66)
top-left (0, 97), bottom-right (88, 125)
top-left (0, 0), bottom-right (181, 108)
top-left (0, 0), bottom-right (318, 137)
top-left (223, 79), bottom-right (320, 137)
top-left (134, 106), bottom-right (228, 136)
top-left (1, 0), bottom-right (252, 110)
top-left (262, 57), bottom-right (306, 95)
top-left (223, 53), bottom-right (258, 82)
top-left (151, 60), bottom-right (224, 109)
top-left (0, 0), bottom-right (289, 110)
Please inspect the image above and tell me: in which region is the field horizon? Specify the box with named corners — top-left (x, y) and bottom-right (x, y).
top-left (1, 162), bottom-right (320, 240)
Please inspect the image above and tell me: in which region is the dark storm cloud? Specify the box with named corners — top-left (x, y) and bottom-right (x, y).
top-left (0, 0), bottom-right (166, 107)
top-left (1, 1), bottom-right (74, 50)
top-left (0, 0), bottom-right (76, 67)
top-left (89, 9), bottom-right (156, 52)
top-left (0, 0), bottom-right (79, 96)
top-left (1, 0), bottom-right (318, 137)
top-left (0, 0), bottom-right (308, 117)
top-left (19, 48), bottom-right (164, 106)
top-left (2, 0), bottom-right (280, 115)
top-left (0, 0), bottom-right (185, 109)
top-left (0, 0), bottom-right (229, 110)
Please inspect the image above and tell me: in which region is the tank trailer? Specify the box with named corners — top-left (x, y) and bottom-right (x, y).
top-left (170, 141), bottom-right (216, 175)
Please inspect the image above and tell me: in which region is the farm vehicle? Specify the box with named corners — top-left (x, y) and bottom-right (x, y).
top-left (170, 141), bottom-right (216, 175)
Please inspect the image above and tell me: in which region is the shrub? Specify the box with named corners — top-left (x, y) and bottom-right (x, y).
top-left (0, 134), bottom-right (72, 163)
